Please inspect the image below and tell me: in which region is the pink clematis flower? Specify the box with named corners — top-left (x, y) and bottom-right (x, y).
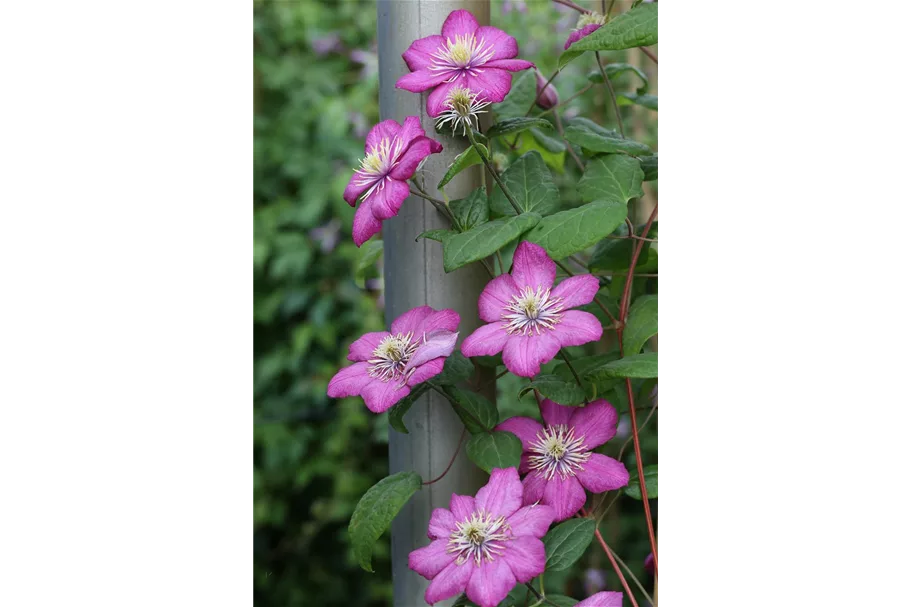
top-left (564, 12), bottom-right (607, 50)
top-left (496, 399), bottom-right (629, 521)
top-left (577, 591), bottom-right (624, 607)
top-left (408, 468), bottom-right (555, 607)
top-left (344, 117), bottom-right (443, 247)
top-left (461, 241), bottom-right (603, 377)
top-left (327, 306), bottom-right (459, 413)
top-left (395, 9), bottom-right (535, 117)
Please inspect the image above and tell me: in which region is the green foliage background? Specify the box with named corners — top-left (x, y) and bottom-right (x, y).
top-left (254, 1), bottom-right (656, 605)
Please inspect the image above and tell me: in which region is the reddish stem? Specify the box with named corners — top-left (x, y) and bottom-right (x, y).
top-left (639, 47), bottom-right (658, 64)
top-left (422, 428), bottom-right (467, 485)
top-left (551, 0), bottom-right (588, 13)
top-left (582, 509), bottom-right (639, 607)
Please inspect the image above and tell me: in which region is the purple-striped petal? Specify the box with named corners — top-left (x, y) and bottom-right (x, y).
top-left (343, 170), bottom-right (379, 206)
top-left (554, 310), bottom-right (603, 348)
top-left (392, 305), bottom-right (434, 335)
top-left (396, 67), bottom-right (453, 93)
top-left (511, 241), bottom-right (556, 290)
top-left (540, 398), bottom-right (574, 427)
top-left (478, 274), bottom-right (520, 323)
top-left (551, 274), bottom-right (600, 309)
top-left (352, 200), bottom-right (382, 247)
top-left (347, 331), bottom-right (390, 362)
top-left (389, 136), bottom-right (443, 181)
top-left (576, 591), bottom-right (624, 607)
top-left (365, 178), bottom-right (410, 221)
top-left (327, 362), bottom-right (373, 398)
top-left (406, 357), bottom-right (446, 387)
top-left (564, 23), bottom-right (602, 50)
top-left (485, 59), bottom-right (535, 72)
top-left (365, 119), bottom-right (400, 152)
top-left (466, 558), bottom-right (516, 607)
top-left (570, 399), bottom-right (618, 450)
top-left (427, 507), bottom-right (456, 540)
top-left (495, 416), bottom-right (544, 452)
top-left (465, 68), bottom-right (513, 104)
top-left (475, 26), bottom-right (518, 60)
top-left (450, 494), bottom-right (476, 520)
top-left (402, 34), bottom-right (446, 70)
top-left (576, 454), bottom-right (629, 494)
top-left (425, 560), bottom-right (473, 605)
top-left (418, 308), bottom-right (461, 334)
top-left (360, 379), bottom-right (411, 413)
top-left (501, 535), bottom-right (546, 583)
top-left (474, 467), bottom-right (523, 519)
top-left (427, 76), bottom-right (466, 117)
top-left (406, 331), bottom-right (458, 372)
top-left (461, 323), bottom-right (509, 358)
top-left (408, 539), bottom-right (455, 579)
top-left (542, 475), bottom-right (587, 522)
top-left (506, 504), bottom-right (555, 538)
top-left (522, 472), bottom-right (546, 505)
top-left (442, 9), bottom-right (480, 39)
top-left (502, 332), bottom-right (561, 378)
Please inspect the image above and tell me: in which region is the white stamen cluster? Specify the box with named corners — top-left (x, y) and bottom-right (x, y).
top-left (353, 137), bottom-right (405, 198)
top-left (430, 34), bottom-right (495, 77)
top-left (447, 510), bottom-right (512, 565)
top-left (502, 286), bottom-right (564, 336)
top-left (435, 86), bottom-right (490, 136)
top-left (367, 332), bottom-right (421, 385)
top-left (528, 425), bottom-right (592, 480)
top-left (576, 11), bottom-right (607, 29)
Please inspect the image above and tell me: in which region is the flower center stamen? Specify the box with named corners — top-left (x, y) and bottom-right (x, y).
top-left (435, 86), bottom-right (490, 136)
top-left (528, 425), bottom-right (592, 480)
top-left (502, 286), bottom-right (564, 336)
top-left (430, 34), bottom-right (495, 76)
top-left (576, 11), bottom-right (607, 29)
top-left (353, 137), bottom-right (405, 198)
top-left (367, 331), bottom-right (421, 384)
top-left (447, 510), bottom-right (512, 566)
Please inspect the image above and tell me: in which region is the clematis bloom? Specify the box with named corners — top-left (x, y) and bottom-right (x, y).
top-left (577, 592), bottom-right (624, 607)
top-left (344, 116), bottom-right (443, 247)
top-left (327, 306), bottom-right (459, 413)
top-left (408, 468), bottom-right (555, 607)
top-left (496, 398), bottom-right (629, 521)
top-left (564, 12), bottom-right (607, 50)
top-left (461, 241), bottom-right (603, 377)
top-left (396, 9), bottom-right (535, 117)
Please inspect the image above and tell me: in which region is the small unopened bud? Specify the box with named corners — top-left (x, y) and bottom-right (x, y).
top-left (492, 152), bottom-right (509, 174)
top-left (535, 69), bottom-right (559, 110)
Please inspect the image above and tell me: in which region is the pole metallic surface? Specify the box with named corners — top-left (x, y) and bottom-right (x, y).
top-left (378, 1), bottom-right (492, 605)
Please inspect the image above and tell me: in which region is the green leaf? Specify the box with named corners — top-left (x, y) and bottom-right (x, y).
top-left (617, 92), bottom-right (658, 111)
top-left (564, 118), bottom-right (651, 156)
top-left (554, 352), bottom-right (623, 397)
top-left (584, 352), bottom-right (658, 380)
top-left (640, 155), bottom-right (657, 181)
top-left (388, 384), bottom-right (430, 434)
top-left (490, 151), bottom-right (560, 217)
top-left (450, 187), bottom-right (490, 232)
top-left (439, 145), bottom-right (486, 189)
top-left (547, 597), bottom-right (580, 607)
top-left (558, 49), bottom-right (584, 71)
top-left (355, 240), bottom-right (383, 280)
top-left (519, 374), bottom-right (586, 406)
top-left (578, 154), bottom-right (644, 204)
top-left (587, 63), bottom-right (649, 93)
top-left (588, 222), bottom-right (657, 271)
top-left (443, 386), bottom-right (498, 433)
top-left (567, 3), bottom-right (658, 52)
top-left (452, 595), bottom-right (480, 607)
top-left (466, 431), bottom-right (522, 473)
top-left (516, 129), bottom-right (566, 174)
top-left (493, 70), bottom-right (537, 119)
top-left (442, 213), bottom-right (541, 272)
top-left (543, 518), bottom-right (596, 571)
top-left (525, 200), bottom-right (628, 260)
top-left (623, 295), bottom-right (658, 355)
top-left (625, 464), bottom-right (657, 500)
top-left (487, 117), bottom-right (554, 139)
top-left (434, 351), bottom-right (475, 386)
top-left (349, 471), bottom-right (422, 572)
top-left (416, 229), bottom-right (451, 243)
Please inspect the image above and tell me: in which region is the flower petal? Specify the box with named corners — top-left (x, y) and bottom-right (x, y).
top-left (569, 399), bottom-right (619, 450)
top-left (343, 171), bottom-right (379, 206)
top-left (365, 178), bottom-right (410, 221)
top-left (485, 59), bottom-right (535, 72)
top-left (466, 558), bottom-right (516, 607)
top-left (506, 504), bottom-right (555, 538)
top-left (327, 362), bottom-right (373, 398)
top-left (576, 591), bottom-right (624, 607)
top-left (428, 507), bottom-right (456, 540)
top-left (389, 136), bottom-right (443, 181)
top-left (392, 305), bottom-right (434, 335)
top-left (365, 119), bottom-right (400, 153)
top-left (511, 241), bottom-right (556, 291)
top-left (441, 8), bottom-right (479, 39)
top-left (418, 308), bottom-right (461, 334)
top-left (425, 560), bottom-right (473, 605)
top-left (478, 274), bottom-right (520, 323)
top-left (564, 23), bottom-right (602, 51)
top-left (495, 416), bottom-right (543, 452)
top-left (352, 200), bottom-right (382, 247)
top-left (396, 115), bottom-right (427, 147)
top-left (539, 398), bottom-right (574, 427)
top-left (554, 310), bottom-right (603, 348)
top-left (502, 332), bottom-right (561, 378)
top-left (576, 453), bottom-right (629, 494)
top-left (475, 26), bottom-right (518, 61)
top-left (407, 357), bottom-right (446, 387)
top-left (474, 468), bottom-right (523, 519)
top-left (522, 472), bottom-right (546, 504)
top-left (360, 379), bottom-right (411, 413)
top-left (408, 539), bottom-right (456, 579)
top-left (465, 68), bottom-right (513, 104)
top-left (396, 68), bottom-right (453, 93)
top-left (347, 331), bottom-right (390, 362)
top-left (551, 274), bottom-right (600, 309)
top-left (501, 536), bottom-right (546, 583)
top-left (450, 494), bottom-right (476, 520)
top-left (426, 76), bottom-right (466, 117)
top-left (461, 323), bottom-right (509, 358)
top-left (407, 330), bottom-right (458, 372)
top-left (402, 34), bottom-right (446, 70)
top-left (543, 475), bottom-right (587, 522)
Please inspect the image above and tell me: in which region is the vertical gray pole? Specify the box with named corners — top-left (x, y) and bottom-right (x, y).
top-left (378, 1), bottom-right (491, 605)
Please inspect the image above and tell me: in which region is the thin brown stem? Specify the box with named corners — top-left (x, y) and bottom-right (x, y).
top-left (551, 0), bottom-right (587, 14)
top-left (595, 51), bottom-right (625, 138)
top-left (553, 110), bottom-right (585, 172)
top-left (468, 130), bottom-right (523, 215)
top-left (618, 394), bottom-right (658, 461)
top-left (558, 349), bottom-right (588, 402)
top-left (409, 186), bottom-right (456, 225)
top-left (639, 46), bottom-right (658, 64)
top-left (423, 428), bottom-right (467, 485)
top-left (583, 511), bottom-right (639, 607)
top-left (607, 0), bottom-right (617, 16)
top-left (524, 582), bottom-right (561, 607)
top-left (606, 544), bottom-right (655, 605)
top-left (534, 85), bottom-right (594, 119)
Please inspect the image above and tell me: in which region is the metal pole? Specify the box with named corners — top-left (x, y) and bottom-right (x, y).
top-left (378, 1), bottom-right (491, 605)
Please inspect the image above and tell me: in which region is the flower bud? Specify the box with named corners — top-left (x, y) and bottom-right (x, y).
top-left (535, 69), bottom-right (559, 110)
top-left (492, 152), bottom-right (509, 174)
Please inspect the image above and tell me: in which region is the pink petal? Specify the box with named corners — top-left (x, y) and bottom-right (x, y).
top-left (569, 399), bottom-right (618, 450)
top-left (407, 330), bottom-right (458, 371)
top-left (396, 115), bottom-right (427, 147)
top-left (327, 362), bottom-right (373, 398)
top-left (540, 398), bottom-right (574, 427)
top-left (365, 119), bottom-right (400, 152)
top-left (564, 24), bottom-right (602, 51)
top-left (352, 201), bottom-right (382, 247)
top-left (450, 494), bottom-right (476, 520)
top-left (425, 560), bottom-right (473, 605)
top-left (343, 171), bottom-right (379, 206)
top-left (461, 323), bottom-right (509, 358)
top-left (495, 416), bottom-right (543, 452)
top-left (475, 26), bottom-right (518, 61)
top-left (365, 178), bottom-right (410, 221)
top-left (389, 136), bottom-right (443, 181)
top-left (485, 59), bottom-right (535, 72)
top-left (428, 507), bottom-right (456, 540)
top-left (502, 332), bottom-right (561, 378)
top-left (466, 558), bottom-right (516, 607)
top-left (478, 274), bottom-right (520, 323)
top-left (407, 357), bottom-right (446, 387)
top-left (554, 310), bottom-right (603, 348)
top-left (542, 475), bottom-right (587, 522)
top-left (474, 468), bottom-right (523, 519)
top-left (576, 453), bottom-right (629, 494)
top-left (551, 274), bottom-right (600, 309)
top-left (519, 452), bottom-right (532, 474)
top-left (522, 472), bottom-right (546, 505)
top-left (347, 331), bottom-right (389, 362)
top-left (408, 539), bottom-right (456, 580)
top-left (360, 379), bottom-right (411, 413)
top-left (402, 34), bottom-right (446, 70)
top-left (506, 504), bottom-right (556, 538)
top-left (511, 241), bottom-right (556, 291)
top-left (392, 305), bottom-right (434, 335)
top-left (418, 308), bottom-right (461, 334)
top-left (396, 68), bottom-right (453, 93)
top-left (501, 536), bottom-right (546, 583)
top-left (576, 591), bottom-right (624, 607)
top-left (465, 68), bottom-right (513, 104)
top-left (427, 76), bottom-right (466, 117)
top-left (441, 9), bottom-right (479, 39)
